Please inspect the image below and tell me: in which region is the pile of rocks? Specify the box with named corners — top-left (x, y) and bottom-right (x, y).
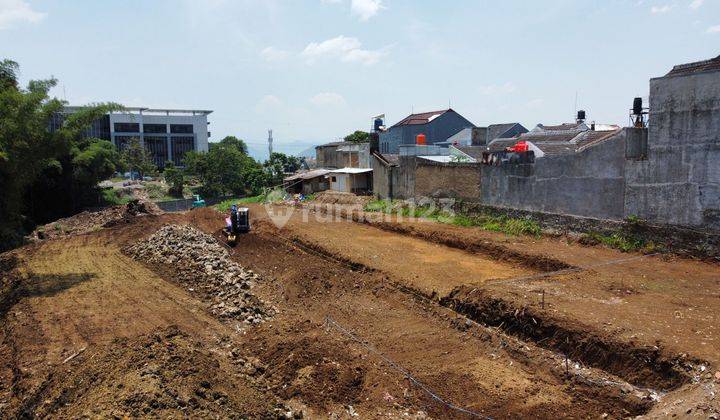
top-left (29, 199), bottom-right (162, 242)
top-left (125, 224), bottom-right (274, 324)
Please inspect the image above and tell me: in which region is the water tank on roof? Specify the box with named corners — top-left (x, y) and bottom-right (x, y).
top-left (373, 118), bottom-right (384, 132)
top-left (577, 110), bottom-right (586, 122)
top-left (416, 133), bottom-right (426, 145)
top-left (633, 97), bottom-right (643, 116)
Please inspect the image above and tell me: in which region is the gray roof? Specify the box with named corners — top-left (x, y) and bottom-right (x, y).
top-left (374, 152), bottom-right (399, 165)
top-left (284, 169), bottom-right (330, 182)
top-left (487, 129), bottom-right (622, 156)
top-left (315, 141), bottom-right (350, 148)
top-left (487, 123), bottom-right (521, 141)
top-left (455, 146), bottom-right (485, 160)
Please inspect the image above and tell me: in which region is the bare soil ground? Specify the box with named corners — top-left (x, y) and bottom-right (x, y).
top-left (1, 203), bottom-right (719, 418)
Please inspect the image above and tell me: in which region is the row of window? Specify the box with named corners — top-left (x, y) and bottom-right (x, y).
top-left (113, 123), bottom-right (194, 134)
top-left (115, 136), bottom-right (195, 167)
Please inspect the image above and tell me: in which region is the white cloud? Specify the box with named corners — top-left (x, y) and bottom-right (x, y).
top-left (650, 4), bottom-right (672, 13)
top-left (310, 92), bottom-right (346, 107)
top-left (351, 0), bottom-right (384, 21)
top-left (260, 46), bottom-right (289, 63)
top-left (478, 82), bottom-right (517, 95)
top-left (301, 35), bottom-right (386, 65)
top-left (255, 95), bottom-right (283, 112)
top-left (707, 24), bottom-right (720, 33)
top-left (320, 0), bottom-right (342, 3)
top-left (0, 0), bottom-right (45, 29)
top-left (689, 0), bottom-right (704, 9)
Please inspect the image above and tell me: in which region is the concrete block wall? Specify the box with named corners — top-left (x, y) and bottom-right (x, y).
top-left (625, 70), bottom-right (720, 228)
top-left (480, 132), bottom-right (627, 220)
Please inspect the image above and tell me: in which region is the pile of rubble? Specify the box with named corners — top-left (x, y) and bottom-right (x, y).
top-left (124, 224), bottom-right (274, 324)
top-left (29, 199), bottom-right (162, 242)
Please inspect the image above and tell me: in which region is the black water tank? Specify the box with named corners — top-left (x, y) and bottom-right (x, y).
top-left (577, 110), bottom-right (586, 121)
top-left (633, 97), bottom-right (643, 115)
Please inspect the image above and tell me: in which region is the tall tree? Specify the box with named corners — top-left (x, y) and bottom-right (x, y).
top-left (215, 136), bottom-right (249, 154)
top-left (183, 139), bottom-right (263, 197)
top-left (263, 152), bottom-right (301, 187)
top-left (121, 137), bottom-right (156, 179)
top-left (0, 59), bottom-right (123, 249)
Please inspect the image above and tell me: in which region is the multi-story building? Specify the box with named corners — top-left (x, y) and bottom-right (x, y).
top-left (54, 107), bottom-right (212, 167)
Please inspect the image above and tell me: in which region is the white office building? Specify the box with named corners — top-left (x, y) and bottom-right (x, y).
top-left (59, 107), bottom-right (212, 167)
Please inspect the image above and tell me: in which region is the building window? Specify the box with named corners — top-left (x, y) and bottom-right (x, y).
top-left (170, 124), bottom-right (193, 134)
top-left (114, 122), bottom-right (140, 133)
top-left (114, 135), bottom-right (138, 151)
top-left (144, 124), bottom-right (167, 134)
top-left (144, 136), bottom-right (168, 168)
top-left (331, 176), bottom-right (337, 182)
top-left (172, 136), bottom-right (194, 166)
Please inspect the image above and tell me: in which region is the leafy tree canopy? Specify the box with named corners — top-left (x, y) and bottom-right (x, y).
top-left (343, 130), bottom-right (371, 143)
top-left (0, 59), bottom-right (124, 250)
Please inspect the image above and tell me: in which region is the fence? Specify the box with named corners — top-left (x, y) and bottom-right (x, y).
top-left (155, 195), bottom-right (241, 212)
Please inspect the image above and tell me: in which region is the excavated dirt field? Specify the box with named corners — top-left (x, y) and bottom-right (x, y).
top-left (1, 203), bottom-right (719, 418)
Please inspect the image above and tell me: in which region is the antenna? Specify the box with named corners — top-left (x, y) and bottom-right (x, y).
top-left (574, 91), bottom-right (578, 117)
top-left (268, 129), bottom-right (273, 156)
top-left (62, 84), bottom-right (67, 102)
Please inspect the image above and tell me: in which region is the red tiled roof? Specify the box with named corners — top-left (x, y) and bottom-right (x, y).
top-left (391, 109), bottom-right (449, 127)
top-left (666, 55), bottom-right (720, 77)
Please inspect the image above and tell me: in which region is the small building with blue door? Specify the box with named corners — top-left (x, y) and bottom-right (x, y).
top-left (379, 109), bottom-right (476, 154)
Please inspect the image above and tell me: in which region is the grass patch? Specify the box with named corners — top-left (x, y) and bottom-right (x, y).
top-left (580, 231), bottom-right (647, 253)
top-left (363, 199), bottom-right (541, 236)
top-left (214, 188), bottom-right (287, 212)
top-left (101, 188), bottom-right (132, 206)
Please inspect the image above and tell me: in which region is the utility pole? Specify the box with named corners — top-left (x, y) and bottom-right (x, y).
top-left (268, 129), bottom-right (273, 157)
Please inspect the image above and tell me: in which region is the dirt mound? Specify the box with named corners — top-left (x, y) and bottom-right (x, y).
top-left (124, 224), bottom-right (274, 324)
top-left (21, 326), bottom-right (282, 418)
top-left (313, 191), bottom-right (371, 206)
top-left (29, 199), bottom-right (162, 242)
top-left (246, 325), bottom-right (367, 411)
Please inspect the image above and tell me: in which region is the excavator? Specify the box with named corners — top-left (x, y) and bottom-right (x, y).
top-left (223, 204), bottom-right (250, 246)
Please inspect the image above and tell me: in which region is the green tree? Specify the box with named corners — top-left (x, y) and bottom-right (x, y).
top-left (163, 161), bottom-right (184, 197)
top-left (263, 152), bottom-right (301, 187)
top-left (72, 139), bottom-right (123, 186)
top-left (121, 137), bottom-right (156, 179)
top-left (344, 130), bottom-right (371, 143)
top-left (212, 135), bottom-right (249, 154)
top-left (0, 59), bottom-right (123, 250)
top-left (183, 139), bottom-right (263, 197)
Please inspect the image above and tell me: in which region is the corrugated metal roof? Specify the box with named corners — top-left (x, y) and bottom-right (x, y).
top-left (284, 169), bottom-right (330, 182)
top-left (329, 167), bottom-right (373, 174)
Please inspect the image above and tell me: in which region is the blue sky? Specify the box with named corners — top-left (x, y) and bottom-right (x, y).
top-left (1, 0), bottom-right (719, 159)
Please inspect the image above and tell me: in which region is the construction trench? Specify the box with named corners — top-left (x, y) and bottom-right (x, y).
top-left (1, 203), bottom-right (719, 418)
